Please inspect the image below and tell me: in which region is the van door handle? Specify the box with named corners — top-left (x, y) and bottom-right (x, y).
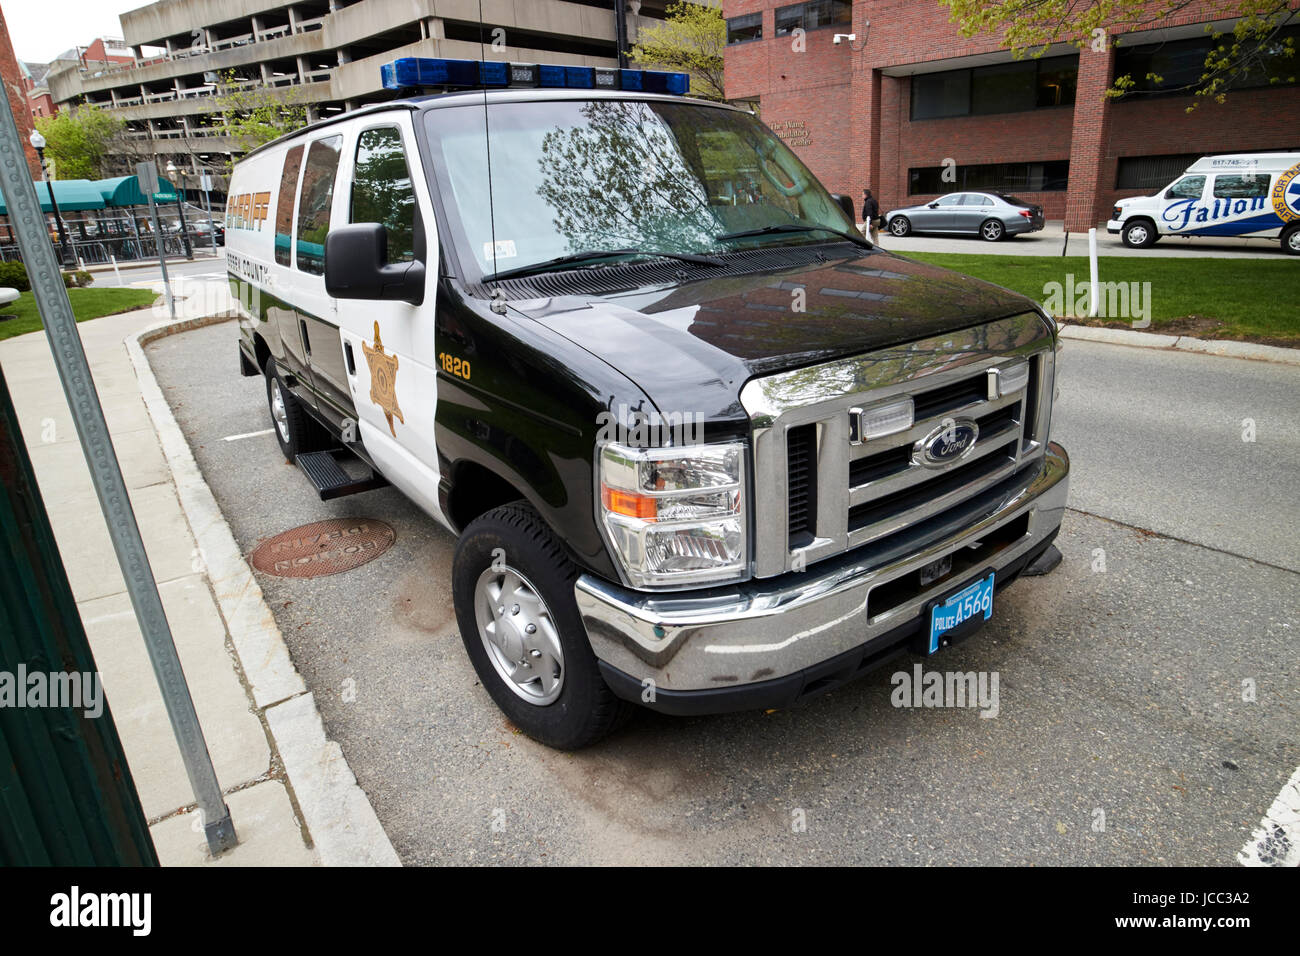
top-left (300, 319), bottom-right (311, 355)
top-left (344, 341), bottom-right (355, 375)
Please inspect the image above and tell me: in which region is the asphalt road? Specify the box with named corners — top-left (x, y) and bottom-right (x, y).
top-left (147, 321), bottom-right (1299, 865)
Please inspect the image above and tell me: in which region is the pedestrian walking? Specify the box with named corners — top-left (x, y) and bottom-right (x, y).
top-left (861, 188), bottom-right (881, 244)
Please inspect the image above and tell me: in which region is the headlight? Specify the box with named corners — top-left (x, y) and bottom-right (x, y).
top-left (599, 441), bottom-right (747, 588)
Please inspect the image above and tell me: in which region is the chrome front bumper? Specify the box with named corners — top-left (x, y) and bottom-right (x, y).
top-left (575, 443), bottom-right (1069, 699)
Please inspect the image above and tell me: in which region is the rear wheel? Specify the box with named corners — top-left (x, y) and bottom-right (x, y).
top-left (889, 216), bottom-right (912, 237)
top-left (1282, 224), bottom-right (1300, 256)
top-left (1122, 219), bottom-right (1158, 248)
top-left (980, 219), bottom-right (1005, 242)
top-left (453, 502), bottom-right (632, 750)
top-left (264, 359), bottom-right (329, 462)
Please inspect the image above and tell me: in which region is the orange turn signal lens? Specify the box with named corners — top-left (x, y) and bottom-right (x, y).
top-left (602, 485), bottom-right (657, 520)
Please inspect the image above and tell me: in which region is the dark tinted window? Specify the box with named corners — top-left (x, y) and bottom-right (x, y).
top-left (1166, 176), bottom-right (1205, 199)
top-left (912, 55), bottom-right (1078, 119)
top-left (295, 136), bottom-right (342, 275)
top-left (727, 13), bottom-right (762, 44)
top-left (1115, 154), bottom-right (1201, 189)
top-left (1114, 28), bottom-right (1299, 97)
top-left (350, 127), bottom-right (416, 263)
top-left (775, 0), bottom-right (851, 35)
top-left (1212, 174), bottom-right (1270, 199)
top-left (274, 144), bottom-right (303, 267)
top-left (908, 161), bottom-right (1069, 195)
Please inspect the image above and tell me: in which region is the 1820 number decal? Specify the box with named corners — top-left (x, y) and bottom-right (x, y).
top-left (438, 353), bottom-right (470, 380)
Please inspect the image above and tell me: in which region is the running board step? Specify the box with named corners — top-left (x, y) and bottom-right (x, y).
top-left (294, 449), bottom-right (388, 501)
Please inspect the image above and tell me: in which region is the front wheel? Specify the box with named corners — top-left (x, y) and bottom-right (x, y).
top-left (264, 360), bottom-right (328, 462)
top-left (1282, 224), bottom-right (1300, 256)
top-left (1122, 219), bottom-right (1158, 248)
top-left (889, 216), bottom-right (912, 237)
top-left (452, 503), bottom-right (632, 749)
top-left (980, 218), bottom-right (1005, 242)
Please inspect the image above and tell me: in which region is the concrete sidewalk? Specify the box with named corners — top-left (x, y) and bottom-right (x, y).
top-left (0, 286), bottom-right (398, 866)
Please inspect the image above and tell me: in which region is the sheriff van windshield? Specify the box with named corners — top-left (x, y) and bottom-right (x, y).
top-left (423, 98), bottom-right (859, 281)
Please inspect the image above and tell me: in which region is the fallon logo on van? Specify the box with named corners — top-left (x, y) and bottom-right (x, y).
top-left (363, 322), bottom-right (404, 436)
top-left (1272, 161), bottom-right (1300, 224)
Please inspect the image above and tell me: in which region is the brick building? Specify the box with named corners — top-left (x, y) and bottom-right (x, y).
top-left (723, 0), bottom-right (1300, 229)
top-left (0, 6), bottom-right (41, 177)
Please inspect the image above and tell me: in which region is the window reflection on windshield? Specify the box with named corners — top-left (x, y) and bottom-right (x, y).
top-left (425, 99), bottom-right (853, 277)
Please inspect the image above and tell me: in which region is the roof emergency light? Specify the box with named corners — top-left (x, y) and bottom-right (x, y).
top-left (380, 57), bottom-right (690, 95)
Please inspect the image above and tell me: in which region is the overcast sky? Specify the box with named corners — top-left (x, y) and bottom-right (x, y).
top-left (5, 0), bottom-right (146, 63)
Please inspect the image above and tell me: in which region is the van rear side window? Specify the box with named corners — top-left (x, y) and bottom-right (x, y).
top-left (296, 136), bottom-right (343, 275)
top-left (1213, 174), bottom-right (1269, 199)
top-left (274, 144), bottom-right (303, 267)
top-left (350, 127), bottom-right (416, 263)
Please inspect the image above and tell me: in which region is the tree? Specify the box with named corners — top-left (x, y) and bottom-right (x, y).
top-left (35, 105), bottom-right (127, 179)
top-left (629, 1), bottom-right (726, 101)
top-left (215, 71), bottom-right (309, 155)
top-left (941, 0), bottom-right (1298, 108)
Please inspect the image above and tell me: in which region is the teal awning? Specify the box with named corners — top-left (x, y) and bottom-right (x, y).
top-left (95, 175), bottom-right (179, 207)
top-left (0, 179), bottom-right (108, 215)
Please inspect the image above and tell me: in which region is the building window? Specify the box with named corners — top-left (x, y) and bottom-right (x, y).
top-left (296, 136), bottom-right (342, 276)
top-left (908, 160), bottom-right (1070, 194)
top-left (350, 127), bottom-right (416, 263)
top-left (1114, 26), bottom-right (1300, 97)
top-left (774, 1), bottom-right (851, 36)
top-left (273, 144), bottom-right (303, 267)
top-left (1115, 154), bottom-right (1201, 190)
top-left (911, 55), bottom-right (1078, 120)
top-left (726, 13), bottom-right (763, 45)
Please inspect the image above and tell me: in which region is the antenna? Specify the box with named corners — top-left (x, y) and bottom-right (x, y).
top-left (478, 0), bottom-right (500, 296)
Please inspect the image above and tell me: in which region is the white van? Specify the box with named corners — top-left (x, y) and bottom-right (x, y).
top-left (1107, 152), bottom-right (1300, 254)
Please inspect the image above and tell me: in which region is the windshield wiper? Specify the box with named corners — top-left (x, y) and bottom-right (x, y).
top-left (715, 223), bottom-right (873, 249)
top-left (484, 248), bottom-right (726, 283)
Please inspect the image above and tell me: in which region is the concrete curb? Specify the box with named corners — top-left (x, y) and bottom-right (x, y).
top-left (126, 313), bottom-right (401, 867)
top-left (1059, 323), bottom-right (1300, 366)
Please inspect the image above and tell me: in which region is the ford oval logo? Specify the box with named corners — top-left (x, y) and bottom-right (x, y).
top-left (917, 420), bottom-right (979, 467)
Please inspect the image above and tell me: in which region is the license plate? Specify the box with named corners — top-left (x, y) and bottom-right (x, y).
top-left (926, 571), bottom-right (994, 654)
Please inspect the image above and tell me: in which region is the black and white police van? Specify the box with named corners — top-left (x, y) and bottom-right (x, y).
top-left (229, 57), bottom-right (1069, 748)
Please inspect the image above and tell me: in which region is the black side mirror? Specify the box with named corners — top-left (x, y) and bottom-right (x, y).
top-left (324, 223), bottom-right (425, 306)
top-left (928, 202), bottom-right (940, 209)
top-left (830, 193), bottom-right (856, 221)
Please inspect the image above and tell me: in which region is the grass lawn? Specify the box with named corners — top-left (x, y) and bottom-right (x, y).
top-left (904, 253), bottom-right (1300, 347)
top-left (0, 287), bottom-right (158, 343)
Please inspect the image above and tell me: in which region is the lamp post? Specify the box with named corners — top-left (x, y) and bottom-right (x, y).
top-left (28, 129), bottom-right (72, 267)
top-left (165, 161), bottom-right (194, 260)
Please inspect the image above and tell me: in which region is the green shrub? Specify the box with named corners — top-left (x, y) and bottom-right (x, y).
top-left (0, 261), bottom-right (29, 292)
top-left (62, 270), bottom-right (94, 288)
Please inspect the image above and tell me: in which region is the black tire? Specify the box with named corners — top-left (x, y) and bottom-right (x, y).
top-left (264, 359), bottom-right (329, 462)
top-left (889, 216), bottom-right (912, 237)
top-left (1282, 224), bottom-right (1300, 256)
top-left (452, 502), bottom-right (632, 750)
top-left (980, 218), bottom-right (1005, 242)
top-left (1122, 218), bottom-right (1158, 248)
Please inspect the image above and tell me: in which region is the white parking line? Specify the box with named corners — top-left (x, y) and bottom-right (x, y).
top-left (1238, 763), bottom-right (1300, 866)
top-left (222, 428), bottom-right (275, 442)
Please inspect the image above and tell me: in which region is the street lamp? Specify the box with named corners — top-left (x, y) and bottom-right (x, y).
top-left (164, 161), bottom-right (194, 260)
top-left (28, 129), bottom-right (73, 267)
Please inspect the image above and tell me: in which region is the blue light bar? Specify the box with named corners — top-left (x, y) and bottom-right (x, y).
top-left (380, 56), bottom-right (691, 96)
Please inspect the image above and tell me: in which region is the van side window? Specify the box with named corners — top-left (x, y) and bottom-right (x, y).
top-left (1165, 175), bottom-right (1205, 200)
top-left (296, 136), bottom-right (343, 275)
top-left (350, 127), bottom-right (416, 263)
top-left (273, 145), bottom-right (303, 267)
top-left (1212, 174), bottom-right (1268, 199)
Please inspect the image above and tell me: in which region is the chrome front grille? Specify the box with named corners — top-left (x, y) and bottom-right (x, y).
top-left (741, 312), bottom-right (1056, 578)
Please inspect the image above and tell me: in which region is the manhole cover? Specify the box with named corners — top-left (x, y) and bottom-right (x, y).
top-left (250, 518), bottom-right (395, 578)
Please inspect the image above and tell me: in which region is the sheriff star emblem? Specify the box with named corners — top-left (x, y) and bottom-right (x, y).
top-left (362, 321), bottom-right (404, 436)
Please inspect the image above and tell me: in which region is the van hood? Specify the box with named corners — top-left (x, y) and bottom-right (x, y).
top-left (506, 249), bottom-right (1044, 421)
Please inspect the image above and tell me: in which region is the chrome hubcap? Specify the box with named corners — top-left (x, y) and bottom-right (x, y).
top-left (1288, 231), bottom-right (1300, 252)
top-left (983, 222), bottom-right (1001, 239)
top-left (891, 219), bottom-right (907, 235)
top-left (270, 379), bottom-right (290, 442)
top-left (474, 565), bottom-right (564, 705)
top-left (1129, 226), bottom-right (1148, 245)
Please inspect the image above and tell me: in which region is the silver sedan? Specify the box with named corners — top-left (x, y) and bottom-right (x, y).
top-left (885, 192), bottom-right (1045, 242)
